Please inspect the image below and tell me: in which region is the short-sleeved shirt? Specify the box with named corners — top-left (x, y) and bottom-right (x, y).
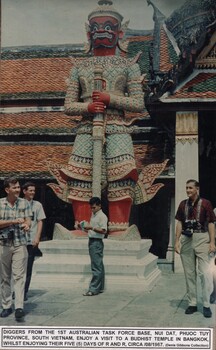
top-left (0, 197), bottom-right (32, 246)
top-left (27, 200), bottom-right (46, 244)
top-left (175, 197), bottom-right (215, 231)
top-left (88, 209), bottom-right (108, 239)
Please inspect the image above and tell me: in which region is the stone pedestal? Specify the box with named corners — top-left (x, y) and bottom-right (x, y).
top-left (34, 225), bottom-right (161, 291)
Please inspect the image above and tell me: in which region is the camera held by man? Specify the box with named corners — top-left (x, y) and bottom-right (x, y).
top-left (0, 226), bottom-right (14, 241)
top-left (183, 219), bottom-right (199, 237)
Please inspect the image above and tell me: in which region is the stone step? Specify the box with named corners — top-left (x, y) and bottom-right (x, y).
top-left (31, 268), bottom-right (161, 291)
top-left (34, 251), bottom-right (157, 276)
top-left (39, 239), bottom-right (152, 258)
top-left (33, 270), bottom-right (159, 284)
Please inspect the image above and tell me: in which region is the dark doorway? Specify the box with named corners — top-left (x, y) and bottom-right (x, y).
top-left (42, 186), bottom-right (74, 240)
top-left (130, 180), bottom-right (174, 258)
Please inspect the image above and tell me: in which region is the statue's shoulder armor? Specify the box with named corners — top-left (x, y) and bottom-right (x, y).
top-left (127, 52), bottom-right (142, 66)
top-left (71, 56), bottom-right (140, 70)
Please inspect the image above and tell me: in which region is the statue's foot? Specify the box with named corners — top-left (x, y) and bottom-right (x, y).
top-left (71, 229), bottom-right (88, 237)
top-left (108, 231), bottom-right (125, 236)
top-left (107, 225), bottom-right (141, 241)
top-left (53, 223), bottom-right (88, 240)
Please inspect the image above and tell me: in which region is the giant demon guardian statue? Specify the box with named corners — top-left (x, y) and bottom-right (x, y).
top-left (48, 0), bottom-right (168, 237)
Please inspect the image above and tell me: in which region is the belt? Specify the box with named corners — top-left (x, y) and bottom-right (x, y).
top-left (89, 237), bottom-right (103, 241)
top-left (193, 230), bottom-right (206, 233)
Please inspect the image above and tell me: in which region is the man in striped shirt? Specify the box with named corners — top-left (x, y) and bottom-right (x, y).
top-left (0, 176), bottom-right (31, 320)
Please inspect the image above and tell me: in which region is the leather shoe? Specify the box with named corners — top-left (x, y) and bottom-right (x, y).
top-left (83, 291), bottom-right (98, 296)
top-left (1, 308), bottom-right (13, 318)
top-left (185, 306), bottom-right (197, 314)
top-left (15, 308), bottom-right (25, 320)
top-left (203, 307), bottom-right (212, 318)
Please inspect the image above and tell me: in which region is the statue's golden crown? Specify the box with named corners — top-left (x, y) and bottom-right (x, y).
top-left (88, 0), bottom-right (123, 23)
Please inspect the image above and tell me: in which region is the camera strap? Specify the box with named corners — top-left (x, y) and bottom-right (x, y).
top-left (185, 198), bottom-right (202, 222)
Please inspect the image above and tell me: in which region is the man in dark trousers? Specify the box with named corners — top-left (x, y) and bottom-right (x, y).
top-left (76, 197), bottom-right (108, 296)
top-left (22, 182), bottom-right (46, 300)
top-left (175, 179), bottom-right (216, 318)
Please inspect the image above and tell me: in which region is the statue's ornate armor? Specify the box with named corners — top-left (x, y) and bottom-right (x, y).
top-left (60, 55), bottom-right (144, 230)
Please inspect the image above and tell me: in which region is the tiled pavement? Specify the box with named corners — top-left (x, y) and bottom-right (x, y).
top-left (0, 272), bottom-right (215, 329)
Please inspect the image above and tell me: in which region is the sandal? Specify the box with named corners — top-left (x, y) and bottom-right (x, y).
top-left (83, 291), bottom-right (97, 296)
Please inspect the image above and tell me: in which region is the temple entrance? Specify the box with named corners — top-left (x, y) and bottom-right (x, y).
top-left (130, 181), bottom-right (174, 259)
top-left (199, 112), bottom-right (216, 208)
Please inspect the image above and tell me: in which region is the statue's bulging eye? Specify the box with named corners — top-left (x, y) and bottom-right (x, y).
top-left (104, 24), bottom-right (112, 31)
top-left (91, 23), bottom-right (99, 32)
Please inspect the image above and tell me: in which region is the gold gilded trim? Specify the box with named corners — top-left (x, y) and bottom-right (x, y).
top-left (176, 111), bottom-right (198, 135)
top-left (176, 136), bottom-right (198, 144)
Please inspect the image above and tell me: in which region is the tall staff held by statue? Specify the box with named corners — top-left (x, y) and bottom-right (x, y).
top-left (92, 66), bottom-right (105, 198)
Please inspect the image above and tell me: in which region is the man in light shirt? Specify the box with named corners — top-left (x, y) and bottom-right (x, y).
top-left (22, 182), bottom-right (46, 300)
top-left (76, 197), bottom-right (108, 296)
